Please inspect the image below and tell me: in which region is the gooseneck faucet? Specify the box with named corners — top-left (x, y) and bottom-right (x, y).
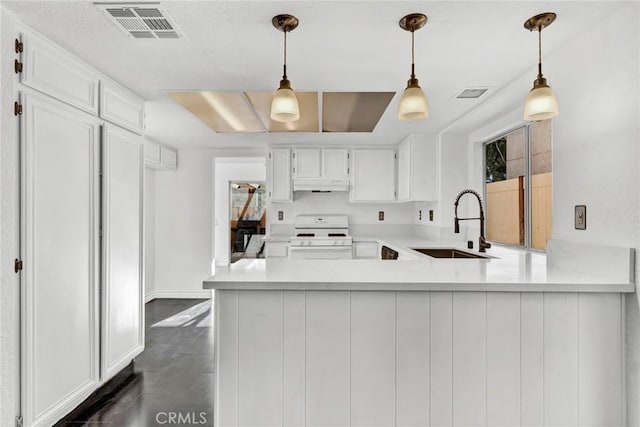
top-left (454, 189), bottom-right (492, 252)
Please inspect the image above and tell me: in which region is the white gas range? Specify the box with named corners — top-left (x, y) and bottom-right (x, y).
top-left (289, 215), bottom-right (353, 259)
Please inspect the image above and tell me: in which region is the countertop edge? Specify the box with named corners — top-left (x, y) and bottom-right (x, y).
top-left (203, 280), bottom-right (635, 293)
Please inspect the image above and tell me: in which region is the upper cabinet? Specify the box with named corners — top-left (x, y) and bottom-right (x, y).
top-left (20, 29), bottom-right (100, 115)
top-left (293, 148), bottom-right (350, 179)
top-left (322, 148), bottom-right (350, 178)
top-left (99, 81), bottom-right (145, 134)
top-left (268, 148), bottom-right (292, 202)
top-left (397, 136), bottom-right (437, 202)
top-left (293, 148), bottom-right (321, 178)
top-left (144, 139), bottom-right (177, 170)
top-left (350, 149), bottom-right (397, 202)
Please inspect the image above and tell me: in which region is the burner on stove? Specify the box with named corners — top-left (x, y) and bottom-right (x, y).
top-left (296, 233), bottom-right (315, 237)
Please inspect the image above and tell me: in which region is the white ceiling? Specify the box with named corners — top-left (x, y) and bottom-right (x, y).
top-left (2, 1), bottom-right (630, 149)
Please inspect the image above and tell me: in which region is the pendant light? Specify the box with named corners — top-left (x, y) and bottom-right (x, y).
top-left (270, 14), bottom-right (300, 123)
top-left (523, 12), bottom-right (559, 121)
top-left (398, 13), bottom-right (428, 121)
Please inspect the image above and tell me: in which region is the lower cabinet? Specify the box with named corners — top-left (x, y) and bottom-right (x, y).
top-left (20, 92), bottom-right (144, 427)
top-left (101, 124), bottom-right (145, 380)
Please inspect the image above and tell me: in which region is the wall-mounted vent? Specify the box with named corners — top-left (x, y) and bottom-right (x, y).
top-left (456, 88), bottom-right (489, 99)
top-left (96, 3), bottom-right (183, 39)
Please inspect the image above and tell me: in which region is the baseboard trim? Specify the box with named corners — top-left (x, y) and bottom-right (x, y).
top-left (153, 290), bottom-right (212, 299)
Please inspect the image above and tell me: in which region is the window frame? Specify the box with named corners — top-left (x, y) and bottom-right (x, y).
top-left (482, 122), bottom-right (546, 252)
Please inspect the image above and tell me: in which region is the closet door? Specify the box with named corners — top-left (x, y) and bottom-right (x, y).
top-left (21, 91), bottom-right (100, 427)
top-left (101, 124), bottom-right (145, 380)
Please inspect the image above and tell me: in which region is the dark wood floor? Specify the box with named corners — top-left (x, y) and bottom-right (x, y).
top-left (57, 298), bottom-right (214, 426)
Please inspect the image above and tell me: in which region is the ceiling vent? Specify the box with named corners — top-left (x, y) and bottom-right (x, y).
top-left (456, 88), bottom-right (489, 99)
top-left (95, 3), bottom-right (182, 39)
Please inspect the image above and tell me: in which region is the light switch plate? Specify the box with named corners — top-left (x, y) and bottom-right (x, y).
top-left (378, 211), bottom-right (384, 221)
top-left (575, 205), bottom-right (586, 230)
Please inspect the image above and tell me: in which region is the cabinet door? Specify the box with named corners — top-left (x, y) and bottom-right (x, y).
top-left (269, 148), bottom-right (292, 202)
top-left (323, 148), bottom-right (350, 178)
top-left (99, 80), bottom-right (145, 134)
top-left (160, 146), bottom-right (178, 169)
top-left (265, 242), bottom-right (289, 258)
top-left (397, 140), bottom-right (411, 202)
top-left (293, 148), bottom-right (321, 178)
top-left (144, 139), bottom-right (161, 167)
top-left (21, 92), bottom-right (100, 427)
top-left (102, 124), bottom-right (145, 381)
top-left (20, 30), bottom-right (99, 115)
top-left (350, 149), bottom-right (396, 202)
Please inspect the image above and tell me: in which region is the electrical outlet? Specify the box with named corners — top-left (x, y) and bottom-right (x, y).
top-left (278, 211), bottom-right (284, 221)
top-left (575, 205), bottom-right (586, 230)
top-left (378, 211), bottom-right (384, 221)
top-left (429, 210), bottom-right (434, 222)
top-left (418, 210), bottom-right (422, 221)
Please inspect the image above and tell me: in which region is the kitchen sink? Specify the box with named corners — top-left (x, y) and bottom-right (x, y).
top-left (410, 248), bottom-right (490, 259)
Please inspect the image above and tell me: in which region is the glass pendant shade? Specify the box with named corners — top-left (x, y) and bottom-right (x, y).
top-left (523, 78), bottom-right (558, 121)
top-left (398, 80), bottom-right (428, 121)
top-left (271, 79), bottom-right (300, 122)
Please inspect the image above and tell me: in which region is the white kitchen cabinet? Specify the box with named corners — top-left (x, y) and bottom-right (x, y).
top-left (397, 136), bottom-right (437, 202)
top-left (265, 241), bottom-right (289, 258)
top-left (322, 148), bottom-right (350, 178)
top-left (144, 139), bottom-right (177, 170)
top-left (353, 241), bottom-right (379, 259)
top-left (268, 148), bottom-right (292, 202)
top-left (101, 124), bottom-right (145, 381)
top-left (19, 28), bottom-right (99, 115)
top-left (293, 148), bottom-right (321, 178)
top-left (20, 91), bottom-right (101, 427)
top-left (350, 149), bottom-right (397, 202)
top-left (293, 148), bottom-right (350, 179)
top-left (99, 80), bottom-right (145, 135)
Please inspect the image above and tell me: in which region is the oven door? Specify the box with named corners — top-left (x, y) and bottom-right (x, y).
top-left (289, 245), bottom-right (353, 260)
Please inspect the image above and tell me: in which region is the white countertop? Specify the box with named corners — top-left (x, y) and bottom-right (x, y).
top-left (205, 237), bottom-right (635, 293)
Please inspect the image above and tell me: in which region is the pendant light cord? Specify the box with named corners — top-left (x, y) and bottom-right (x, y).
top-left (410, 30), bottom-right (416, 79)
top-left (283, 30), bottom-right (288, 80)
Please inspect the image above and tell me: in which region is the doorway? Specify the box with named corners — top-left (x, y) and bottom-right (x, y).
top-left (229, 182), bottom-right (267, 263)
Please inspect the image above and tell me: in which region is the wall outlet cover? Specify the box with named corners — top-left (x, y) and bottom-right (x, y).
top-left (278, 211), bottom-right (284, 221)
top-left (429, 210), bottom-right (434, 222)
top-left (378, 211), bottom-right (384, 221)
top-left (575, 205), bottom-right (586, 230)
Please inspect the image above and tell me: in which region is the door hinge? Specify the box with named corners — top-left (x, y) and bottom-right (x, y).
top-left (15, 39), bottom-right (23, 53)
top-left (14, 102), bottom-right (22, 116)
top-left (14, 259), bottom-right (23, 273)
top-left (268, 152), bottom-right (271, 159)
top-left (14, 59), bottom-right (23, 74)
top-left (292, 152), bottom-right (295, 159)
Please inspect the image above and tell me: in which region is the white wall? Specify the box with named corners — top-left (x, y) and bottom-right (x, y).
top-left (153, 148), bottom-right (265, 297)
top-left (439, 5), bottom-right (640, 424)
top-left (144, 168), bottom-right (156, 301)
top-left (214, 158), bottom-right (266, 266)
top-left (0, 8), bottom-right (21, 426)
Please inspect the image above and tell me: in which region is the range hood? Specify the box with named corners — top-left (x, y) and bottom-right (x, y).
top-left (293, 178), bottom-right (350, 192)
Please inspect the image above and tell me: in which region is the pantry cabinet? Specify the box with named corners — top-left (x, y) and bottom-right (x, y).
top-left (397, 136), bottom-right (437, 202)
top-left (99, 81), bottom-right (145, 135)
top-left (350, 149), bottom-right (397, 202)
top-left (101, 124), bottom-right (145, 381)
top-left (268, 148), bottom-right (292, 202)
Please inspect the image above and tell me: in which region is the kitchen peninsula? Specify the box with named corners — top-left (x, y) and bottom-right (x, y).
top-left (204, 239), bottom-right (633, 427)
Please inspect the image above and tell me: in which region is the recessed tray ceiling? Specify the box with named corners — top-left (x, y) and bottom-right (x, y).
top-left (169, 91), bottom-right (265, 133)
top-left (169, 91), bottom-right (395, 134)
top-left (322, 92), bottom-right (395, 133)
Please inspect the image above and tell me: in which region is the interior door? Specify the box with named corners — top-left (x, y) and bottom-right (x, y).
top-left (21, 91), bottom-right (100, 427)
top-left (101, 124), bottom-right (145, 380)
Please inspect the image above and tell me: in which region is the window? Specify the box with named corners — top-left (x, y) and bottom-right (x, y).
top-left (484, 120), bottom-right (552, 250)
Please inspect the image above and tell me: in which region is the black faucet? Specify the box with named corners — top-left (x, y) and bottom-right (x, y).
top-left (454, 189), bottom-right (492, 253)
